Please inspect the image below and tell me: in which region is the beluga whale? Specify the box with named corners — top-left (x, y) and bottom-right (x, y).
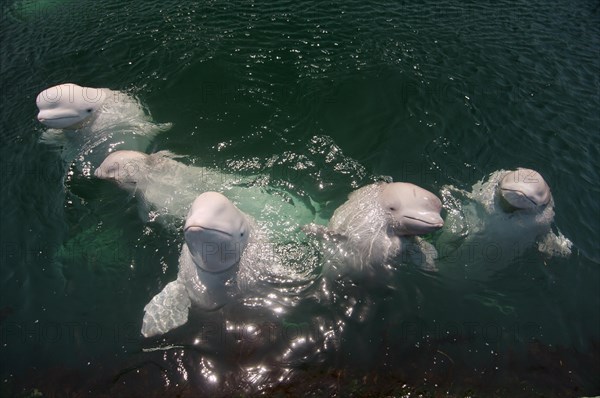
top-left (36, 83), bottom-right (171, 174)
top-left (94, 150), bottom-right (247, 228)
top-left (304, 182), bottom-right (444, 276)
top-left (437, 168), bottom-right (572, 280)
top-left (141, 192), bottom-right (281, 338)
top-left (94, 150), bottom-right (318, 236)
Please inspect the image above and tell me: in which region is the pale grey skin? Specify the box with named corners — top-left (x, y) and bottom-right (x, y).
top-left (497, 169), bottom-right (571, 256)
top-left (439, 168), bottom-right (572, 264)
top-left (498, 169), bottom-right (552, 210)
top-left (36, 83), bottom-right (107, 129)
top-left (142, 192), bottom-right (253, 338)
top-left (36, 83), bottom-right (171, 171)
top-left (94, 150), bottom-right (242, 227)
top-left (141, 192), bottom-right (286, 337)
top-left (95, 150), bottom-right (318, 235)
top-left (305, 182), bottom-right (444, 274)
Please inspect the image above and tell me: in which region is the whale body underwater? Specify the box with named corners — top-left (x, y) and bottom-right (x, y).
top-left (94, 150), bottom-right (319, 238)
top-left (437, 168), bottom-right (572, 280)
top-left (36, 83), bottom-right (171, 173)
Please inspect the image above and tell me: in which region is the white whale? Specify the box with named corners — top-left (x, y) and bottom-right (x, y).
top-left (36, 83), bottom-right (171, 173)
top-left (304, 182), bottom-right (444, 275)
top-left (94, 150), bottom-right (318, 237)
top-left (438, 168), bottom-right (572, 275)
top-left (141, 192), bottom-right (280, 337)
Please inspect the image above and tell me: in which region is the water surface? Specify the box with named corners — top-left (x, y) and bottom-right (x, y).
top-left (1, 0), bottom-right (599, 396)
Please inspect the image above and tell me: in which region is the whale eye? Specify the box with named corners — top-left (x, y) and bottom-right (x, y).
top-left (389, 207), bottom-right (396, 211)
top-left (86, 108), bottom-right (93, 113)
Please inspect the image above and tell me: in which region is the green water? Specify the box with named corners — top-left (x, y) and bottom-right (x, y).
top-left (1, 0), bottom-right (599, 396)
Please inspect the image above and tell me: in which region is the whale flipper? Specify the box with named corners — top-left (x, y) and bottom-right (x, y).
top-left (403, 236), bottom-right (439, 272)
top-left (141, 121), bottom-right (173, 138)
top-left (141, 280), bottom-right (191, 338)
top-left (537, 231), bottom-right (572, 257)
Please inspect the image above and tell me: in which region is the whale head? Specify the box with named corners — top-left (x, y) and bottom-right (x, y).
top-left (379, 182), bottom-right (444, 236)
top-left (36, 83), bottom-right (107, 129)
top-left (94, 150), bottom-right (149, 185)
top-left (184, 192), bottom-right (250, 273)
top-left (499, 168), bottom-right (551, 210)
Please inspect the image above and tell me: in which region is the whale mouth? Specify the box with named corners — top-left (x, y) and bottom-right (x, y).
top-left (37, 114), bottom-right (88, 128)
top-left (500, 188), bottom-right (538, 206)
top-left (38, 115), bottom-right (82, 123)
top-left (397, 213), bottom-right (444, 236)
top-left (39, 115), bottom-right (80, 121)
top-left (403, 215), bottom-right (443, 227)
top-left (184, 225), bottom-right (233, 237)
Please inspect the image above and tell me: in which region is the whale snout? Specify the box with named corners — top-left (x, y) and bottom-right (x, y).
top-left (36, 110), bottom-right (53, 123)
top-left (499, 168), bottom-right (551, 210)
top-left (399, 211), bottom-right (444, 235)
top-left (36, 112), bottom-right (82, 129)
top-left (500, 188), bottom-right (539, 209)
top-left (93, 167), bottom-right (104, 179)
top-left (184, 225), bottom-right (242, 273)
top-left (184, 225), bottom-right (232, 237)
top-left (413, 215), bottom-right (443, 228)
top-left (36, 110), bottom-right (50, 124)
top-left (420, 212), bottom-right (444, 227)
top-left (183, 192), bottom-right (250, 272)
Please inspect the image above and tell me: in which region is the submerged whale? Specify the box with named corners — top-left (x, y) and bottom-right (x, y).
top-left (438, 168), bottom-right (572, 277)
top-left (36, 83), bottom-right (171, 173)
top-left (94, 150), bottom-right (318, 236)
top-left (141, 192), bottom-right (282, 337)
top-left (304, 182), bottom-right (444, 275)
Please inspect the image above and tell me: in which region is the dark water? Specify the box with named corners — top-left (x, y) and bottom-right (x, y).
top-left (1, 0), bottom-right (599, 396)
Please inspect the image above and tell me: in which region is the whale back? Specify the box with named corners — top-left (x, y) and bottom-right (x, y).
top-left (36, 83), bottom-right (107, 129)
